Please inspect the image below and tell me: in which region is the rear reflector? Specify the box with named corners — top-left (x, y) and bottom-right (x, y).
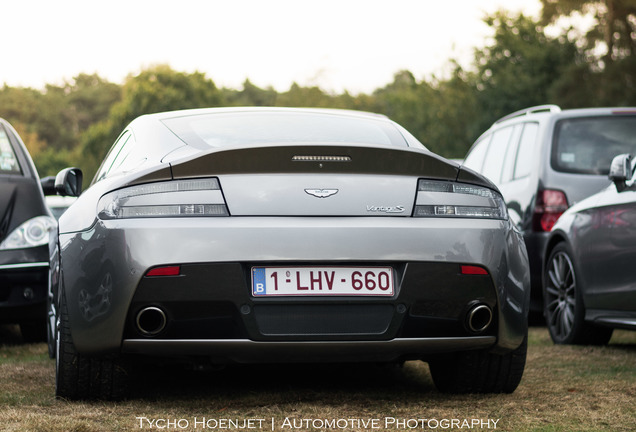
top-left (461, 265), bottom-right (489, 275)
top-left (146, 266), bottom-right (181, 277)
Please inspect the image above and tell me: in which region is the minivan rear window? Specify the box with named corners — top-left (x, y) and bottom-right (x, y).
top-left (0, 128), bottom-right (21, 174)
top-left (552, 116), bottom-right (636, 175)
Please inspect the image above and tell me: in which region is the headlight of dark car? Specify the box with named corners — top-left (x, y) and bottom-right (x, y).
top-left (0, 216), bottom-right (57, 250)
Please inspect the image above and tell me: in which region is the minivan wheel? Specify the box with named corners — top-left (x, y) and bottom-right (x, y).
top-left (543, 243), bottom-right (612, 345)
top-left (55, 291), bottom-right (129, 400)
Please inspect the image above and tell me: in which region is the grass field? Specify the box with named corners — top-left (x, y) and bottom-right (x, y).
top-left (0, 325), bottom-right (634, 432)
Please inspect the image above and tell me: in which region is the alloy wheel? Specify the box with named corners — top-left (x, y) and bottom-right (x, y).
top-left (545, 250), bottom-right (577, 340)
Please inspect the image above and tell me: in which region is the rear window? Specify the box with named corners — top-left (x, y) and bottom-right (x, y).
top-left (552, 116), bottom-right (636, 175)
top-left (0, 128), bottom-right (21, 174)
top-left (162, 111), bottom-right (410, 149)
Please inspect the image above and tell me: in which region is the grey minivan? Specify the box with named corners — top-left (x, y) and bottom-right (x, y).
top-left (463, 105), bottom-right (636, 313)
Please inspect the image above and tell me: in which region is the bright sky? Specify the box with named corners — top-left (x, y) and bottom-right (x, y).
top-left (2, 0), bottom-right (542, 94)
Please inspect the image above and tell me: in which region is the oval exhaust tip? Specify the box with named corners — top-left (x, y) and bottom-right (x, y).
top-left (136, 306), bottom-right (167, 336)
top-left (466, 304), bottom-right (493, 334)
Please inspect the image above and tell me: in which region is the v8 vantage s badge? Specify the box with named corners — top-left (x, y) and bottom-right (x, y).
top-left (366, 205), bottom-right (405, 214)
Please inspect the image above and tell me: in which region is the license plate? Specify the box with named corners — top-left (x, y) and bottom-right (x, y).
top-left (251, 266), bottom-right (394, 296)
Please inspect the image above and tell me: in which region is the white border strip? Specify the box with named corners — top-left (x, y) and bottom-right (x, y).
top-left (0, 262), bottom-right (48, 270)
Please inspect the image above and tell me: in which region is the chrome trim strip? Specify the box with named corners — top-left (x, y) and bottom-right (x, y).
top-left (122, 336), bottom-right (496, 362)
top-left (595, 317), bottom-right (636, 329)
top-left (0, 262), bottom-right (48, 271)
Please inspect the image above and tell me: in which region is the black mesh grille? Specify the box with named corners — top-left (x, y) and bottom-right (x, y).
top-left (254, 304), bottom-right (393, 336)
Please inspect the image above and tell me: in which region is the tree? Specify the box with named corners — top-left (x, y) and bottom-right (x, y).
top-left (0, 75), bottom-right (122, 177)
top-left (78, 65), bottom-right (224, 182)
top-left (472, 11), bottom-right (580, 128)
top-left (63, 73), bottom-right (122, 136)
top-left (541, 0), bottom-right (636, 63)
top-left (541, 0), bottom-right (636, 105)
top-left (275, 82), bottom-right (338, 108)
top-left (372, 71), bottom-right (434, 145)
top-left (426, 66), bottom-right (480, 158)
top-left (224, 79), bottom-right (277, 106)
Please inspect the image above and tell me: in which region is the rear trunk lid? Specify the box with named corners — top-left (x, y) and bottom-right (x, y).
top-left (168, 144), bottom-right (461, 216)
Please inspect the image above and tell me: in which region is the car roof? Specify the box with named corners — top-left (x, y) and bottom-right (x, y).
top-left (135, 106), bottom-right (390, 123)
top-left (494, 105), bottom-right (636, 126)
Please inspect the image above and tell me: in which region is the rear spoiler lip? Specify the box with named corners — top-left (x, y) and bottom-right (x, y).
top-left (169, 143), bottom-right (460, 181)
top-left (124, 143), bottom-right (499, 194)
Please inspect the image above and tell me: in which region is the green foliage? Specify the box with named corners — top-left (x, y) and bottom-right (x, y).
top-left (1, 5), bottom-right (634, 183)
top-left (472, 11), bottom-right (580, 128)
top-left (223, 79), bottom-right (278, 106)
top-left (541, 0), bottom-right (636, 62)
top-left (77, 65), bottom-right (225, 182)
top-left (109, 65), bottom-right (223, 127)
top-left (540, 0), bottom-right (636, 105)
top-left (427, 67), bottom-right (480, 158)
top-left (0, 74), bottom-right (120, 177)
top-left (275, 83), bottom-right (339, 108)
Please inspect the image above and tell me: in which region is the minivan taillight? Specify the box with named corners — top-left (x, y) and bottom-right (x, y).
top-left (532, 189), bottom-right (568, 232)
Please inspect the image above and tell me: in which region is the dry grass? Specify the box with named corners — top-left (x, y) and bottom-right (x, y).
top-left (0, 325), bottom-right (634, 432)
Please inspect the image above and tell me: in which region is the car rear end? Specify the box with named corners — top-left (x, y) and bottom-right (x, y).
top-left (62, 149), bottom-right (528, 357)
top-left (55, 109), bottom-right (530, 398)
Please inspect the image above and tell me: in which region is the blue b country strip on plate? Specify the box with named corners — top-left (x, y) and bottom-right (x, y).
top-left (252, 267), bottom-right (267, 296)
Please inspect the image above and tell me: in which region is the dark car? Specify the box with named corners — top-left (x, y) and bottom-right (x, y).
top-left (49, 107), bottom-right (530, 400)
top-left (463, 106), bottom-right (636, 314)
top-left (542, 153), bottom-right (636, 344)
top-left (0, 118), bottom-right (57, 341)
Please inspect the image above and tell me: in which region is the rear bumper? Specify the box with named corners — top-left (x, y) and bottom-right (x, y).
top-left (122, 336), bottom-right (496, 363)
top-left (59, 216), bottom-right (530, 358)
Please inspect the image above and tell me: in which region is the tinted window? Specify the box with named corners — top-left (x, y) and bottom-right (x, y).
top-left (0, 127), bottom-right (21, 174)
top-left (482, 126), bottom-right (514, 183)
top-left (553, 116), bottom-right (636, 175)
top-left (514, 123), bottom-right (538, 179)
top-left (94, 131), bottom-right (132, 183)
top-left (464, 136), bottom-right (490, 172)
top-left (163, 112), bottom-right (409, 148)
top-left (501, 125), bottom-right (523, 183)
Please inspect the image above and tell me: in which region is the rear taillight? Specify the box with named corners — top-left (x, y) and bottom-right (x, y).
top-left (97, 178), bottom-right (229, 220)
top-left (414, 180), bottom-right (508, 220)
top-left (532, 189), bottom-right (568, 232)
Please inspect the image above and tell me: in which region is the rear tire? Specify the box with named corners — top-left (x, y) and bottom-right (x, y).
top-left (543, 243), bottom-right (613, 345)
top-left (55, 290), bottom-right (129, 400)
top-left (429, 336), bottom-right (527, 394)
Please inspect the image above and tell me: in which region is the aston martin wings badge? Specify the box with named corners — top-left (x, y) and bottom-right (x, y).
top-left (304, 189), bottom-right (339, 198)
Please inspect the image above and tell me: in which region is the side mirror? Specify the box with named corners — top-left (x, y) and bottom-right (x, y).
top-left (609, 154), bottom-right (632, 192)
top-left (55, 167), bottom-right (83, 197)
top-left (40, 176), bottom-right (56, 195)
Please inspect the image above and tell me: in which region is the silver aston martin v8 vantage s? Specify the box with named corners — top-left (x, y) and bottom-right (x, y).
top-left (50, 107), bottom-right (530, 399)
